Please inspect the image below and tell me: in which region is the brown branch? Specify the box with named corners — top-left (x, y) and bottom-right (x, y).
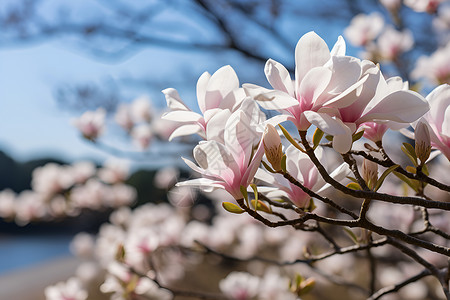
top-left (298, 130), bottom-right (450, 211)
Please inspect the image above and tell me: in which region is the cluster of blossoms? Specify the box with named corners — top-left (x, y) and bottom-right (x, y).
top-left (0, 159), bottom-right (135, 225)
top-left (164, 31), bottom-right (431, 200)
top-left (345, 1), bottom-right (450, 88)
top-left (73, 96), bottom-right (179, 150)
top-left (23, 14), bottom-right (450, 300)
top-left (47, 199), bottom-right (319, 300)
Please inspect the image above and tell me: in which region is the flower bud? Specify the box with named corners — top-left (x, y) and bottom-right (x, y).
top-left (361, 159), bottom-right (378, 190)
top-left (263, 124), bottom-right (283, 172)
top-left (415, 121), bottom-right (431, 165)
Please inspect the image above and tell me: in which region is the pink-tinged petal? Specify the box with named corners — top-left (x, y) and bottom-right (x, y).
top-left (162, 110), bottom-right (203, 122)
top-left (359, 90), bottom-right (429, 124)
top-left (243, 84), bottom-right (299, 109)
top-left (205, 65), bottom-right (239, 111)
top-left (441, 106), bottom-right (450, 137)
top-left (169, 124), bottom-right (203, 141)
top-left (298, 67), bottom-right (332, 109)
top-left (303, 111), bottom-right (348, 136)
top-left (206, 109), bottom-right (232, 143)
top-left (224, 110), bottom-right (254, 171)
top-left (193, 141), bottom-right (240, 184)
top-left (426, 84), bottom-right (450, 128)
top-left (295, 32), bottom-right (331, 90)
top-left (330, 35), bottom-right (346, 56)
top-left (162, 88), bottom-right (189, 111)
top-left (196, 71), bottom-right (211, 114)
top-left (265, 59), bottom-right (295, 97)
top-left (241, 140), bottom-right (265, 187)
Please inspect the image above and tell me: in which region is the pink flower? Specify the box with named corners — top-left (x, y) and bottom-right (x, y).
top-left (256, 146), bottom-right (349, 208)
top-left (404, 84), bottom-right (450, 160)
top-left (304, 63), bottom-right (428, 153)
top-left (404, 0), bottom-right (444, 13)
top-left (377, 27), bottom-right (414, 60)
top-left (177, 108), bottom-right (264, 200)
top-left (412, 41), bottom-right (450, 85)
top-left (219, 272), bottom-right (260, 300)
top-left (344, 13), bottom-right (384, 47)
top-left (244, 31), bottom-right (366, 131)
top-left (72, 108), bottom-right (106, 141)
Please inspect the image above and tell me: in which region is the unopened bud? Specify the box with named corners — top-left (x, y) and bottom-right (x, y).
top-left (415, 121), bottom-right (431, 165)
top-left (263, 124), bottom-right (283, 172)
top-left (361, 159), bottom-right (378, 190)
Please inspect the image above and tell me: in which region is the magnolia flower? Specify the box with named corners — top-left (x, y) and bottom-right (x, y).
top-left (305, 62), bottom-right (428, 153)
top-left (415, 121), bottom-right (432, 164)
top-left (256, 146), bottom-right (349, 208)
top-left (177, 108), bottom-right (265, 200)
top-left (98, 159), bottom-right (130, 184)
top-left (403, 84), bottom-right (450, 160)
top-left (219, 272), bottom-right (260, 300)
top-left (245, 31), bottom-right (366, 132)
top-left (130, 95), bottom-right (153, 123)
top-left (344, 13), bottom-right (384, 47)
top-left (72, 108), bottom-right (106, 141)
top-left (45, 277), bottom-right (88, 300)
top-left (131, 123), bottom-right (153, 149)
top-left (162, 65), bottom-right (246, 141)
top-left (377, 27), bottom-right (414, 60)
top-left (114, 104), bottom-right (134, 131)
top-left (404, 0), bottom-right (443, 13)
top-left (412, 41), bottom-right (450, 85)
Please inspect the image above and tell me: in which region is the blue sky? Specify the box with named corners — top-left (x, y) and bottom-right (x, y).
top-left (0, 1), bottom-right (358, 164)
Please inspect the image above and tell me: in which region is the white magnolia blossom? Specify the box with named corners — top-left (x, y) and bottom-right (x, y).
top-left (72, 107), bottom-right (106, 140)
top-left (219, 272), bottom-right (260, 300)
top-left (45, 277), bottom-right (87, 300)
top-left (377, 27), bottom-right (414, 60)
top-left (177, 104), bottom-right (265, 199)
top-left (412, 41), bottom-right (450, 85)
top-left (162, 65), bottom-right (247, 141)
top-left (403, 84), bottom-right (450, 160)
top-left (131, 123), bottom-right (153, 149)
top-left (404, 0), bottom-right (444, 13)
top-left (344, 13), bottom-right (384, 47)
top-left (130, 95), bottom-right (153, 123)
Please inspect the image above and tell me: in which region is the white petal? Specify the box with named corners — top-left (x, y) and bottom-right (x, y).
top-left (330, 35), bottom-right (346, 56)
top-left (426, 84), bottom-right (450, 127)
top-left (224, 110), bottom-right (254, 169)
top-left (205, 65), bottom-right (239, 111)
top-left (441, 106), bottom-right (450, 137)
top-left (197, 71), bottom-right (211, 114)
top-left (243, 84), bottom-right (298, 110)
top-left (162, 110), bottom-right (203, 122)
top-left (162, 88), bottom-right (189, 111)
top-left (303, 111), bottom-right (348, 136)
top-left (169, 124), bottom-right (202, 141)
top-left (176, 178), bottom-right (223, 190)
top-left (325, 56), bottom-right (362, 95)
top-left (265, 59), bottom-right (295, 96)
top-left (206, 109), bottom-right (232, 143)
top-left (295, 32), bottom-right (331, 89)
top-left (360, 90), bottom-right (429, 124)
top-left (332, 128), bottom-right (353, 153)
